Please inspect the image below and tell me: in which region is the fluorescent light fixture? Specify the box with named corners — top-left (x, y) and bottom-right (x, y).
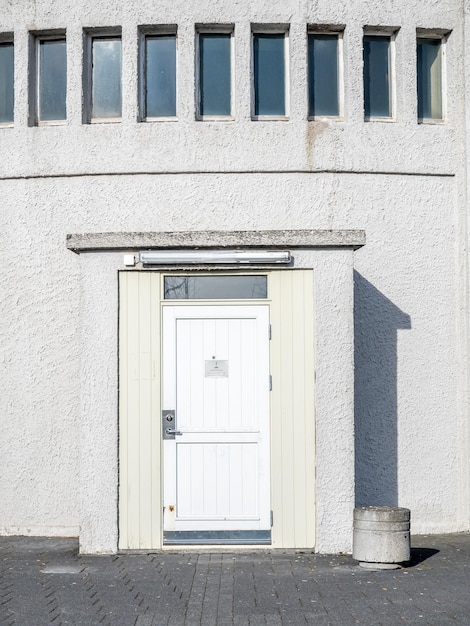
top-left (139, 250), bottom-right (291, 265)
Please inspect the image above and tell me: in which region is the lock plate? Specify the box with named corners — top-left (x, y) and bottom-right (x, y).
top-left (162, 410), bottom-right (176, 439)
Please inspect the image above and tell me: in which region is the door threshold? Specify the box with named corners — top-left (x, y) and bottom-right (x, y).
top-left (163, 530), bottom-right (271, 545)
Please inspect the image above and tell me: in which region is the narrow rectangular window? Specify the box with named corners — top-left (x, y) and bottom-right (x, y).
top-left (308, 33), bottom-right (339, 117)
top-left (89, 35), bottom-right (121, 120)
top-left (143, 34), bottom-right (176, 118)
top-left (198, 32), bottom-right (231, 117)
top-left (417, 38), bottom-right (443, 121)
top-left (37, 38), bottom-right (67, 122)
top-left (363, 35), bottom-right (391, 119)
top-left (0, 41), bottom-right (14, 124)
top-left (253, 32), bottom-right (286, 117)
top-left (164, 275), bottom-right (268, 300)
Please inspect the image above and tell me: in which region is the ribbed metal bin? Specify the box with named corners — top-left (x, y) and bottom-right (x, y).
top-left (353, 506), bottom-right (411, 569)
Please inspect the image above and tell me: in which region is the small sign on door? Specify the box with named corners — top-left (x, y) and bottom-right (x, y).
top-left (205, 360), bottom-right (229, 378)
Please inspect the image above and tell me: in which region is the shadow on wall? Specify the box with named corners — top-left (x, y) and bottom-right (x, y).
top-left (354, 272), bottom-right (411, 507)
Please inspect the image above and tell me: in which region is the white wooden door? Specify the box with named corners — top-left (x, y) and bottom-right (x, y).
top-left (162, 305), bottom-right (271, 544)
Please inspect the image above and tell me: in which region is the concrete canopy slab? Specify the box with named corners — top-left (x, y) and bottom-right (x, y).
top-left (66, 229), bottom-right (366, 253)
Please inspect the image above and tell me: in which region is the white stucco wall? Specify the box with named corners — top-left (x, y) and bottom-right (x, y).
top-left (74, 245), bottom-right (357, 554)
top-left (0, 0), bottom-right (468, 546)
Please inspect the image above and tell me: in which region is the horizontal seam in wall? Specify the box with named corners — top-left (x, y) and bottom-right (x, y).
top-left (0, 169), bottom-right (456, 182)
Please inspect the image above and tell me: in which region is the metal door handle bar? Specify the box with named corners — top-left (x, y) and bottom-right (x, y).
top-left (165, 428), bottom-right (182, 436)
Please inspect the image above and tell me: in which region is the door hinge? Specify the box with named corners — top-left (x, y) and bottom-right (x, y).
top-left (269, 375), bottom-right (272, 391)
top-left (270, 510), bottom-right (273, 527)
top-left (268, 324), bottom-right (272, 340)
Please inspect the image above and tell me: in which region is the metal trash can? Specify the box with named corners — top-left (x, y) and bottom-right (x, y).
top-left (353, 506), bottom-right (411, 569)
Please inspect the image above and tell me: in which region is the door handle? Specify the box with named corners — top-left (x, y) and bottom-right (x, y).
top-left (162, 410), bottom-right (179, 439)
top-left (165, 427), bottom-right (182, 436)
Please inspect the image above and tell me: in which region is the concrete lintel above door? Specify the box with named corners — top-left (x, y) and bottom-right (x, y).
top-left (66, 229), bottom-right (366, 254)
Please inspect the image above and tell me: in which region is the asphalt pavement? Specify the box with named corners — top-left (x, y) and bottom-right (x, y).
top-left (0, 532), bottom-right (469, 625)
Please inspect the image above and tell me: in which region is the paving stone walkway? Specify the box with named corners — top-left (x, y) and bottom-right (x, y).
top-left (0, 533), bottom-right (469, 625)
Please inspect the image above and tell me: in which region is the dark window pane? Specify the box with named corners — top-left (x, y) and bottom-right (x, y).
top-left (308, 34), bottom-right (339, 117)
top-left (39, 39), bottom-right (66, 121)
top-left (363, 35), bottom-right (391, 118)
top-left (0, 43), bottom-right (14, 123)
top-left (417, 38), bottom-right (442, 120)
top-left (92, 38), bottom-right (121, 118)
top-left (164, 276), bottom-right (268, 299)
top-left (199, 33), bottom-right (231, 116)
top-left (253, 33), bottom-right (285, 116)
top-left (145, 35), bottom-right (176, 117)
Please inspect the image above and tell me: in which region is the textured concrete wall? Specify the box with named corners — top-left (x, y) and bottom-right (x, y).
top-left (0, 0), bottom-right (468, 544)
top-left (75, 247), bottom-right (356, 554)
top-left (78, 254), bottom-right (119, 553)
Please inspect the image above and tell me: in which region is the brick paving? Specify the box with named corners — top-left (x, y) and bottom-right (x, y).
top-left (0, 533), bottom-right (469, 625)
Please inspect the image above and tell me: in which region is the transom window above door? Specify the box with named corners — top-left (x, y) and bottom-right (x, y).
top-left (163, 275), bottom-right (268, 299)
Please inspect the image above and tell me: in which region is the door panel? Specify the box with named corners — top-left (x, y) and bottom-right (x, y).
top-left (162, 305), bottom-right (270, 543)
top-left (119, 270), bottom-right (316, 551)
top-left (176, 442), bottom-right (258, 518)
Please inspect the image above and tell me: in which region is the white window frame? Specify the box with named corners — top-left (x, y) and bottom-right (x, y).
top-left (251, 24), bottom-right (290, 121)
top-left (195, 24), bottom-right (234, 121)
top-left (362, 27), bottom-right (398, 123)
top-left (30, 30), bottom-right (67, 127)
top-left (416, 29), bottom-right (449, 125)
top-left (138, 25), bottom-right (178, 123)
top-left (0, 33), bottom-right (14, 128)
top-left (83, 27), bottom-right (122, 124)
top-left (307, 25), bottom-right (344, 121)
